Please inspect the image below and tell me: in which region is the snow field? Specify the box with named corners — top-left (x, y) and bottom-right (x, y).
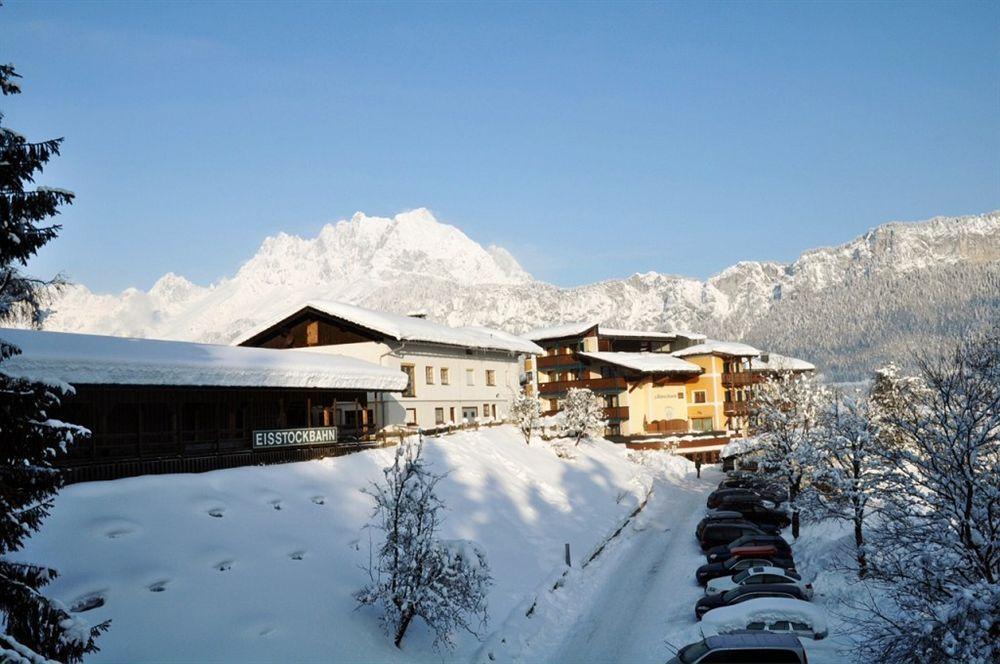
top-left (19, 426), bottom-right (652, 663)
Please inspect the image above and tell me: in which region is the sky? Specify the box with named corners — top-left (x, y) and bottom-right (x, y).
top-left (3, 1), bottom-right (998, 293)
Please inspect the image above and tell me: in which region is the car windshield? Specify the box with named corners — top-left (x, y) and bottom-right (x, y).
top-left (732, 569), bottom-right (753, 582)
top-left (677, 641), bottom-right (710, 663)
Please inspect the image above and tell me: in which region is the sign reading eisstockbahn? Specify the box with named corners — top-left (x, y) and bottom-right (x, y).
top-left (252, 427), bottom-right (338, 449)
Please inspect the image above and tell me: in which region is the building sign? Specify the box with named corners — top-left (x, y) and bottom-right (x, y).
top-left (252, 427), bottom-right (338, 449)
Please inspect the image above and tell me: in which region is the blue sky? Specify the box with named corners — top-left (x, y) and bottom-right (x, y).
top-left (4, 1), bottom-right (998, 292)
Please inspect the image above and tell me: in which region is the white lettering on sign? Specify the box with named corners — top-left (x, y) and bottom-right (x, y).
top-left (252, 427), bottom-right (338, 449)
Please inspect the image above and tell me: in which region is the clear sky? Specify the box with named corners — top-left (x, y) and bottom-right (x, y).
top-left (4, 1), bottom-right (998, 292)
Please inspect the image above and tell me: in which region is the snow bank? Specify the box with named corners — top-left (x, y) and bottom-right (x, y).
top-left (19, 426), bottom-right (650, 663)
top-left (0, 328), bottom-right (408, 391)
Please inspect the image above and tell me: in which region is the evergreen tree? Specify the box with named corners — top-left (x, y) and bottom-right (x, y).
top-left (0, 62), bottom-right (108, 661)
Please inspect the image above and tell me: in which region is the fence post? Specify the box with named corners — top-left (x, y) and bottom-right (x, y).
top-left (564, 542), bottom-right (571, 567)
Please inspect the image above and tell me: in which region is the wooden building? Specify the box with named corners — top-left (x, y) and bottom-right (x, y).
top-left (1, 328), bottom-right (407, 483)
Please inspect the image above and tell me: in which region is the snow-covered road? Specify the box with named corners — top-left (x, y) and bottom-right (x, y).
top-left (549, 466), bottom-right (719, 663)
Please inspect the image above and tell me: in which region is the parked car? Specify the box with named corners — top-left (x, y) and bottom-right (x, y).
top-left (699, 522), bottom-right (780, 550)
top-left (705, 535), bottom-right (792, 563)
top-left (695, 583), bottom-right (812, 620)
top-left (696, 512), bottom-right (781, 539)
top-left (696, 555), bottom-right (798, 586)
top-left (705, 565), bottom-right (813, 597)
top-left (699, 598), bottom-right (829, 641)
top-left (706, 488), bottom-right (761, 509)
top-left (667, 633), bottom-right (808, 664)
top-left (715, 498), bottom-right (791, 528)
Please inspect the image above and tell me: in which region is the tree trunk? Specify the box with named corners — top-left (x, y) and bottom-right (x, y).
top-left (394, 611), bottom-right (414, 649)
top-left (854, 514), bottom-right (867, 578)
top-left (791, 509), bottom-right (800, 539)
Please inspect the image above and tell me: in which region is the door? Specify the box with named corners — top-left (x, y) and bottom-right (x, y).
top-left (462, 406), bottom-right (478, 423)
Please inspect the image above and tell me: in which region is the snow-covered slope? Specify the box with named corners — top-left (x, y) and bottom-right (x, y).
top-left (19, 427), bottom-right (652, 663)
top-left (37, 209), bottom-right (1000, 379)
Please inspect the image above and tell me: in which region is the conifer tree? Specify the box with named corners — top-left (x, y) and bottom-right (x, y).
top-left (0, 61), bottom-right (108, 661)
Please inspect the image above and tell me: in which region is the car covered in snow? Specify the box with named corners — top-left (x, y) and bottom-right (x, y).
top-left (695, 512), bottom-right (781, 539)
top-left (705, 534), bottom-right (792, 563)
top-left (704, 565), bottom-right (813, 597)
top-left (667, 633), bottom-right (808, 664)
top-left (714, 498), bottom-right (791, 528)
top-left (699, 521), bottom-right (780, 550)
top-left (695, 555), bottom-right (798, 586)
top-left (699, 597), bottom-right (829, 641)
top-left (695, 583), bottom-right (812, 620)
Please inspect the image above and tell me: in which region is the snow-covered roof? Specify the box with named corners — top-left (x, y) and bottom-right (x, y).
top-left (523, 321), bottom-right (599, 342)
top-left (0, 328), bottom-right (409, 391)
top-left (235, 300), bottom-right (542, 355)
top-left (578, 351), bottom-right (703, 375)
top-left (671, 339), bottom-right (761, 358)
top-left (699, 598), bottom-right (827, 637)
top-left (720, 437), bottom-right (762, 459)
top-left (750, 353), bottom-right (816, 373)
top-left (598, 328), bottom-right (676, 340)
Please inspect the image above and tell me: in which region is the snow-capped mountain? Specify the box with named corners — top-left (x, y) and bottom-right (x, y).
top-left (38, 209), bottom-right (1000, 380)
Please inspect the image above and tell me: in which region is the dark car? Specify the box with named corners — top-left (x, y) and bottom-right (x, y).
top-left (696, 556), bottom-right (798, 586)
top-left (699, 522), bottom-right (779, 550)
top-left (695, 510), bottom-right (745, 538)
top-left (667, 633), bottom-right (808, 664)
top-left (695, 583), bottom-right (811, 620)
top-left (715, 498), bottom-right (792, 529)
top-left (706, 534), bottom-right (792, 563)
top-left (707, 488), bottom-right (762, 509)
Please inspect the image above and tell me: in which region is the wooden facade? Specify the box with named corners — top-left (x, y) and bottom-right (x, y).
top-left (54, 384), bottom-right (377, 484)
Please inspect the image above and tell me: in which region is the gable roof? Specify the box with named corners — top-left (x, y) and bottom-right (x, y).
top-left (0, 328), bottom-right (408, 391)
top-left (578, 351), bottom-right (703, 375)
top-left (750, 352), bottom-right (816, 373)
top-left (671, 339), bottom-right (762, 359)
top-left (234, 300), bottom-right (542, 355)
top-left (523, 321), bottom-right (600, 342)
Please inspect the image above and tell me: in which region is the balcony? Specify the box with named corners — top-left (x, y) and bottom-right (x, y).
top-left (604, 406), bottom-right (629, 421)
top-left (722, 372), bottom-right (760, 387)
top-left (724, 401), bottom-right (751, 416)
top-left (537, 353), bottom-right (583, 371)
top-left (538, 376), bottom-right (627, 396)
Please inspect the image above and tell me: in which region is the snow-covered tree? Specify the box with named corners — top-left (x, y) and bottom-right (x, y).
top-left (851, 333), bottom-right (1000, 664)
top-left (811, 389), bottom-right (883, 577)
top-left (508, 391), bottom-right (541, 445)
top-left (750, 372), bottom-right (831, 538)
top-left (560, 387), bottom-right (606, 446)
top-left (355, 438), bottom-right (491, 649)
top-left (0, 62), bottom-right (108, 661)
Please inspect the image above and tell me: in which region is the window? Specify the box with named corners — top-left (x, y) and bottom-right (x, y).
top-left (692, 417), bottom-right (714, 432)
top-left (483, 403), bottom-right (490, 418)
top-left (449, 406), bottom-right (455, 423)
top-left (771, 621), bottom-right (791, 631)
top-left (486, 369), bottom-right (496, 386)
top-left (435, 407), bottom-right (445, 425)
top-left (491, 404), bottom-right (497, 418)
top-left (405, 408), bottom-right (417, 425)
top-left (401, 364), bottom-right (416, 397)
top-left (440, 367), bottom-right (450, 385)
top-left (466, 368), bottom-right (474, 386)
top-left (677, 391), bottom-right (684, 399)
top-left (425, 366), bottom-right (434, 384)
top-left (746, 621), bottom-right (766, 631)
top-left (692, 390), bottom-right (707, 404)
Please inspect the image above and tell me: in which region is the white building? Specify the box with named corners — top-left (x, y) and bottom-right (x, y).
top-left (234, 300), bottom-right (542, 430)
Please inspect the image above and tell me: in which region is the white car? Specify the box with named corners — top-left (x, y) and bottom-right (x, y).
top-left (699, 597), bottom-right (829, 640)
top-left (705, 566), bottom-right (813, 598)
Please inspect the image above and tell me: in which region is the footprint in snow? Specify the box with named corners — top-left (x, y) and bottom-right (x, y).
top-left (215, 560), bottom-right (234, 572)
top-left (105, 527), bottom-right (135, 539)
top-left (147, 580), bottom-right (169, 592)
top-left (311, 496), bottom-right (325, 505)
top-left (270, 500), bottom-right (282, 511)
top-left (258, 627), bottom-right (275, 637)
top-left (70, 592), bottom-right (106, 613)
top-left (289, 551), bottom-right (305, 561)
top-left (207, 508), bottom-right (225, 518)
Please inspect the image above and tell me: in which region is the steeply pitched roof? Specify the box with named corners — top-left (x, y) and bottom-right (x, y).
top-left (579, 351), bottom-right (703, 375)
top-left (234, 300), bottom-right (542, 355)
top-left (0, 328), bottom-right (408, 391)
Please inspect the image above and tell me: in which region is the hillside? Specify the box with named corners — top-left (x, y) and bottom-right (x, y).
top-left (36, 209), bottom-right (1000, 381)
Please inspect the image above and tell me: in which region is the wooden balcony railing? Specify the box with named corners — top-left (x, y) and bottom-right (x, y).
top-left (645, 418), bottom-right (689, 434)
top-left (538, 376), bottom-right (627, 395)
top-left (724, 401), bottom-right (751, 416)
top-left (604, 406), bottom-right (629, 421)
top-left (537, 353), bottom-right (582, 371)
top-left (722, 372), bottom-right (760, 387)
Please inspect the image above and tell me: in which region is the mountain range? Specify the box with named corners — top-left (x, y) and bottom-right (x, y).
top-left (37, 208), bottom-right (1000, 380)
